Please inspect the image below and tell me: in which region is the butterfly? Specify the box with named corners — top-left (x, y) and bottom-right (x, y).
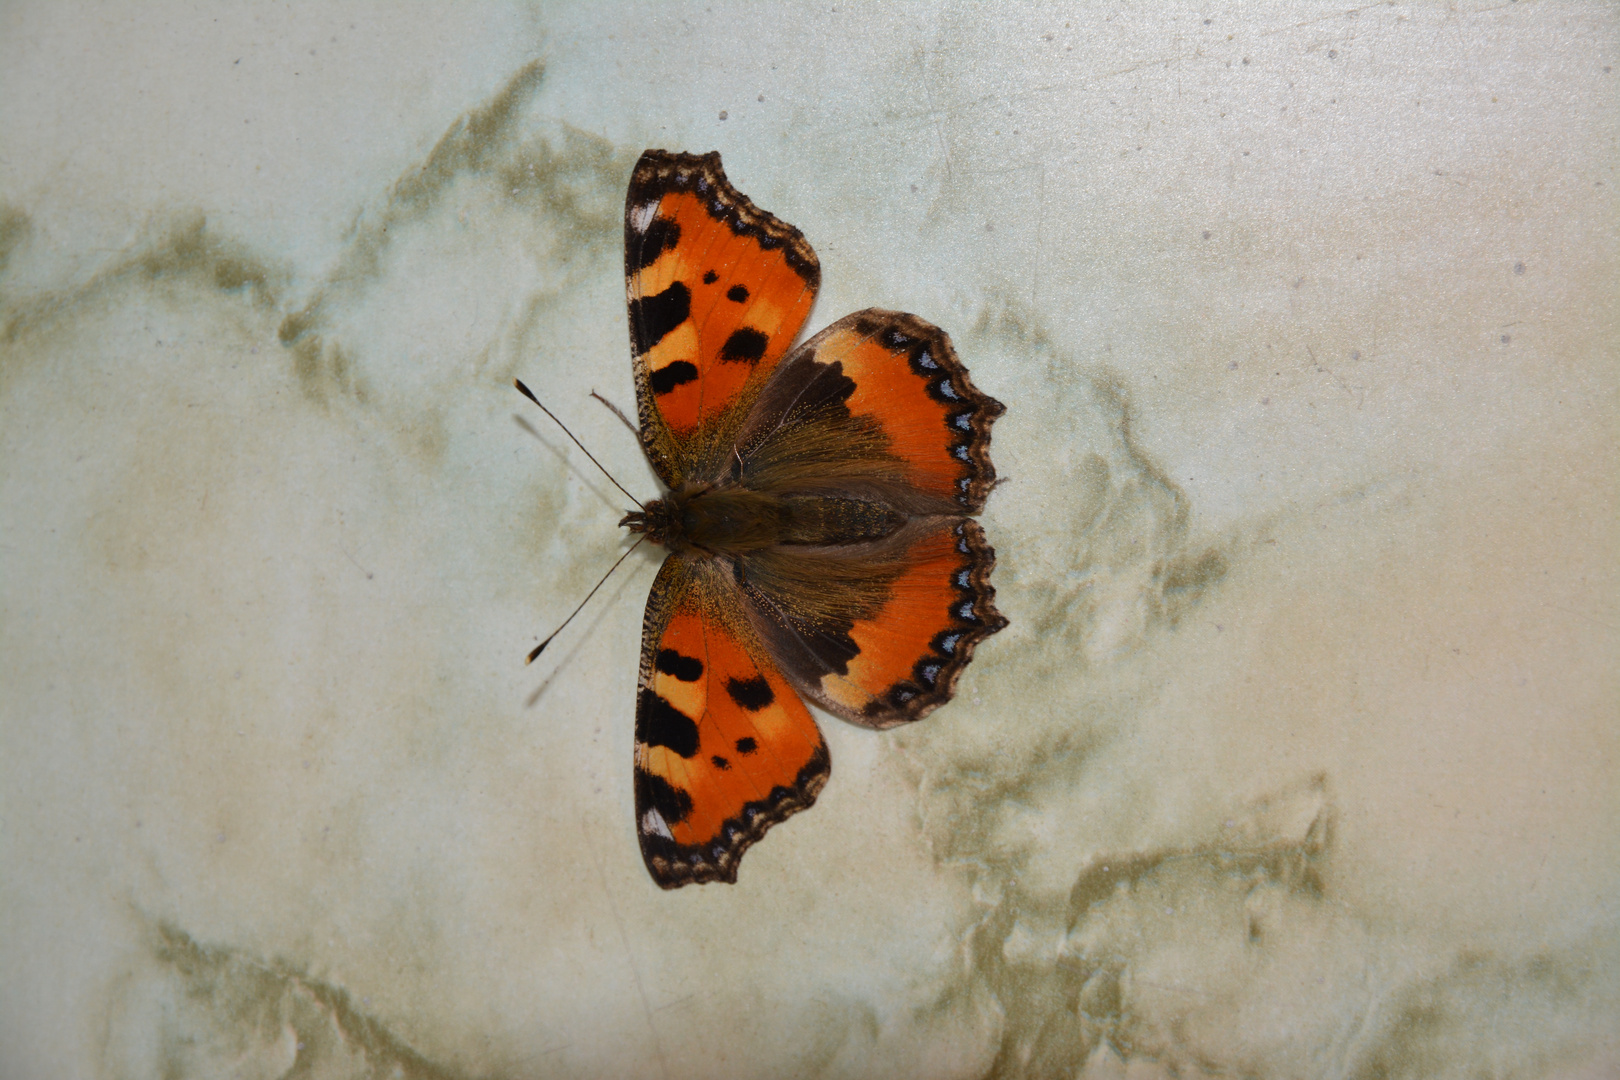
top-left (573, 149), bottom-right (1006, 889)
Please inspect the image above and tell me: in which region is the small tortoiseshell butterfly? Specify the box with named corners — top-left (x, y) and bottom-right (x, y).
top-left (550, 149), bottom-right (1007, 889)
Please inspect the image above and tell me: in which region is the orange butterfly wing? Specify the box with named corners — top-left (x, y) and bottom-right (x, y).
top-left (782, 310), bottom-right (1004, 513)
top-left (817, 519), bottom-right (1003, 722)
top-left (625, 150), bottom-right (819, 485)
top-left (738, 517), bottom-right (1005, 729)
top-left (634, 556), bottom-right (830, 888)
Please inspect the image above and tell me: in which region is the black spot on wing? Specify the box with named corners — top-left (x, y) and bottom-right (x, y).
top-left (711, 755), bottom-right (731, 771)
top-left (655, 648), bottom-right (703, 682)
top-left (703, 269), bottom-right (718, 284)
top-left (629, 216), bottom-right (680, 272)
top-left (798, 356), bottom-right (856, 411)
top-left (726, 284), bottom-right (750, 303)
top-left (637, 688), bottom-right (700, 757)
top-left (649, 361), bottom-right (698, 396)
top-left (719, 327), bottom-right (769, 364)
top-left (630, 280), bottom-right (691, 355)
top-left (735, 736), bottom-right (758, 755)
top-left (637, 768), bottom-right (693, 825)
top-left (726, 675), bottom-right (775, 712)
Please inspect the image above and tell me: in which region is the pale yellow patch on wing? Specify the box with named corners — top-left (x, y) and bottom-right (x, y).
top-left (655, 671), bottom-right (705, 720)
top-left (644, 321), bottom-right (699, 369)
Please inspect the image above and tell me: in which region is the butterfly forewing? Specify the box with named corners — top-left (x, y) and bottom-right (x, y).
top-left (625, 150), bottom-right (820, 485)
top-left (634, 556), bottom-right (830, 889)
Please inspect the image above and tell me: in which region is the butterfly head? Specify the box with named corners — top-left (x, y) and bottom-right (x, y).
top-left (620, 496), bottom-right (688, 550)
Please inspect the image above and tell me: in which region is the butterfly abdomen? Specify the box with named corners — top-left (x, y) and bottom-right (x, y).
top-left (627, 487), bottom-right (909, 556)
top-left (777, 495), bottom-right (905, 545)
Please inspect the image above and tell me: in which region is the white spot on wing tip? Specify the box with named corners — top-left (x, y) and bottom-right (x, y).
top-left (629, 201), bottom-right (659, 234)
top-left (641, 809), bottom-right (674, 840)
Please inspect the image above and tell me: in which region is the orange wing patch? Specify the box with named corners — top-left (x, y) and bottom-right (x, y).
top-left (815, 520), bottom-right (1005, 726)
top-left (625, 151), bottom-right (819, 455)
top-left (736, 518), bottom-right (1006, 731)
top-left (797, 310), bottom-right (1005, 514)
top-left (634, 557), bottom-right (830, 888)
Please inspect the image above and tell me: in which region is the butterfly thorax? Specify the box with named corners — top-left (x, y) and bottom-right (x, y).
top-left (622, 485), bottom-right (905, 554)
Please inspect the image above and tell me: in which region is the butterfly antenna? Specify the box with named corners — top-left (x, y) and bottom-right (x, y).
top-left (527, 536), bottom-right (646, 663)
top-left (513, 378), bottom-right (644, 509)
top-left (590, 390), bottom-right (641, 436)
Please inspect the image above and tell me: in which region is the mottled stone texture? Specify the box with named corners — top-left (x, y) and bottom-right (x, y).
top-left (1, 4), bottom-right (1615, 1079)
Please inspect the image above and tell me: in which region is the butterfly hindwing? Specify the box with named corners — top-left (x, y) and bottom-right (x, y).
top-left (625, 150), bottom-right (820, 485)
top-left (634, 554), bottom-right (831, 888)
top-left (738, 310), bottom-right (1004, 515)
top-left (737, 518), bottom-right (1006, 729)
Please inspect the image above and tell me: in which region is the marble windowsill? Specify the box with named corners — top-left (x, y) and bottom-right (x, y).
top-left (1, 4), bottom-right (1615, 1078)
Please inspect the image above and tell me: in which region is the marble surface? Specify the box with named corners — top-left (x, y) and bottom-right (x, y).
top-left (2, 3), bottom-right (1615, 1077)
